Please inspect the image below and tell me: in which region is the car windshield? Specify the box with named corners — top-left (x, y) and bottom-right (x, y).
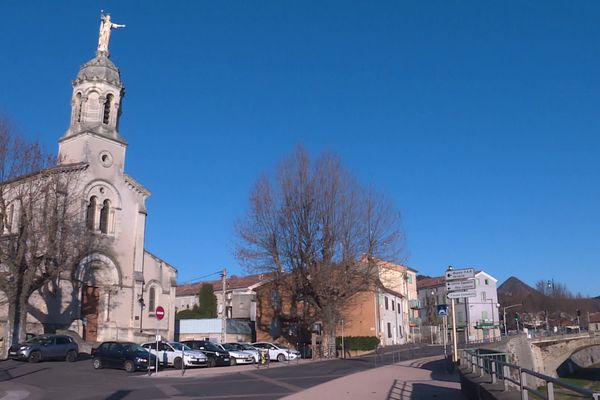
top-left (126, 343), bottom-right (147, 353)
top-left (169, 342), bottom-right (192, 351)
top-left (221, 343), bottom-right (238, 351)
top-left (203, 342), bottom-right (221, 352)
top-left (25, 337), bottom-right (53, 345)
top-left (240, 344), bottom-right (257, 350)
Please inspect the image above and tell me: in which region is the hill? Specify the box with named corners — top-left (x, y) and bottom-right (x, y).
top-left (498, 276), bottom-right (600, 327)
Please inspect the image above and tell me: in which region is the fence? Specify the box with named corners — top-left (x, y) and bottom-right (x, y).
top-left (462, 349), bottom-right (600, 400)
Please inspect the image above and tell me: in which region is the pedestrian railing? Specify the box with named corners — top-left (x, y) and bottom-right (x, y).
top-left (462, 349), bottom-right (600, 400)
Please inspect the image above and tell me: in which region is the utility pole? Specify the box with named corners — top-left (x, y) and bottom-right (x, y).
top-left (221, 268), bottom-right (227, 343)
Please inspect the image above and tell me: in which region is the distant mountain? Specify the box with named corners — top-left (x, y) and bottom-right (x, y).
top-left (498, 276), bottom-right (600, 318)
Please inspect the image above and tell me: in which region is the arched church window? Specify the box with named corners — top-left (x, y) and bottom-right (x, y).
top-left (149, 286), bottom-right (156, 312)
top-left (103, 94), bottom-right (113, 125)
top-left (99, 199), bottom-right (110, 234)
top-left (75, 93), bottom-right (83, 123)
top-left (86, 196), bottom-right (97, 230)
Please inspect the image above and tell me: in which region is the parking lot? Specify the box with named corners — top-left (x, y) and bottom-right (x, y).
top-left (0, 344), bottom-right (442, 399)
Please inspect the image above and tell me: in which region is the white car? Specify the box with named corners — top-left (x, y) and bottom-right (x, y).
top-left (251, 342), bottom-right (300, 362)
top-left (142, 341), bottom-right (207, 368)
top-left (218, 343), bottom-right (255, 365)
top-left (224, 342), bottom-right (260, 363)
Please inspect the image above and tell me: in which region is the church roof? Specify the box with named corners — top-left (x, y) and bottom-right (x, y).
top-left (74, 55), bottom-right (122, 86)
top-left (1, 162), bottom-right (88, 186)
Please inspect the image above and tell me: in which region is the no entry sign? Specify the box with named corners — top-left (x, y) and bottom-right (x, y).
top-left (155, 305), bottom-right (165, 320)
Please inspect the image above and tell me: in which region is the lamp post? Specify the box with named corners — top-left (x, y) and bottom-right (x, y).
top-left (502, 303), bottom-right (522, 336)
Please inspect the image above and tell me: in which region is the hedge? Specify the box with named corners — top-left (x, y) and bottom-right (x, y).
top-left (335, 336), bottom-right (379, 351)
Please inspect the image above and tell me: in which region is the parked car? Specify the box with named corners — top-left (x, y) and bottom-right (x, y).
top-left (218, 343), bottom-right (255, 365)
top-left (8, 334), bottom-right (78, 363)
top-left (251, 342), bottom-right (300, 362)
top-left (141, 341), bottom-right (207, 369)
top-left (223, 342), bottom-right (260, 363)
top-left (181, 340), bottom-right (230, 367)
top-left (91, 341), bottom-right (157, 372)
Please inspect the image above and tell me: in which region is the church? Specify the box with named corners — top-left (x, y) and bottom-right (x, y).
top-left (0, 15), bottom-right (177, 352)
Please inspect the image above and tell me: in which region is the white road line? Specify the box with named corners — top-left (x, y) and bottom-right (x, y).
top-left (0, 390), bottom-right (30, 400)
top-left (240, 371), bottom-right (303, 392)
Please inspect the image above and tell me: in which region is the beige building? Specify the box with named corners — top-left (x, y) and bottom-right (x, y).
top-left (0, 28), bottom-right (177, 351)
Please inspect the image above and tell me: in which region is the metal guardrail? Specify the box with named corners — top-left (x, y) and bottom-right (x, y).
top-left (462, 349), bottom-right (600, 400)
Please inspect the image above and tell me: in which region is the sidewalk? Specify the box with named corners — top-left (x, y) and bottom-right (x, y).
top-left (282, 355), bottom-right (465, 400)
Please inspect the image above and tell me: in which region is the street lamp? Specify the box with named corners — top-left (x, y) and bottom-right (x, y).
top-left (502, 303), bottom-right (522, 336)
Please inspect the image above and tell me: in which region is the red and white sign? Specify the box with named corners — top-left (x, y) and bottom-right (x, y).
top-left (155, 305), bottom-right (165, 321)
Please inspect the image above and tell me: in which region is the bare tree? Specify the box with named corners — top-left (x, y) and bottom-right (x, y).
top-left (236, 147), bottom-right (404, 356)
top-left (0, 120), bottom-right (98, 348)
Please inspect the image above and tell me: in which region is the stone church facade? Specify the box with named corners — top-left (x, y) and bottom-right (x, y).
top-left (0, 27), bottom-right (177, 352)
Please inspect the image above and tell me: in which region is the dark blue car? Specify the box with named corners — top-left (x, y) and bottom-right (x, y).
top-left (92, 341), bottom-right (156, 372)
top-left (8, 335), bottom-right (78, 363)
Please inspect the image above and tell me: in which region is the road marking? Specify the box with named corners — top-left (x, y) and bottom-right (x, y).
top-left (185, 393), bottom-right (292, 399)
top-left (240, 371), bottom-right (303, 392)
top-left (0, 391), bottom-right (29, 400)
top-left (156, 384), bottom-right (183, 397)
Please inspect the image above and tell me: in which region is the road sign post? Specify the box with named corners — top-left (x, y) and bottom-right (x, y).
top-left (445, 267), bottom-right (475, 363)
top-left (155, 305), bottom-right (165, 375)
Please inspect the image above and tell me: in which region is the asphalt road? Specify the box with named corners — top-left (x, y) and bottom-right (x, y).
top-left (0, 344), bottom-right (446, 400)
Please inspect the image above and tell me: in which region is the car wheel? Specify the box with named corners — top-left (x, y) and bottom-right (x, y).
top-left (208, 358), bottom-right (216, 368)
top-left (230, 358), bottom-right (237, 366)
top-left (65, 350), bottom-right (77, 362)
top-left (173, 357), bottom-right (183, 370)
top-left (28, 351), bottom-right (42, 363)
top-left (277, 353), bottom-right (286, 362)
top-left (124, 360), bottom-right (136, 373)
top-left (93, 358), bottom-right (103, 369)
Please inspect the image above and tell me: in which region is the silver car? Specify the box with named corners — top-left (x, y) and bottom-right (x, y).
top-left (222, 343), bottom-right (260, 364)
top-left (218, 343), bottom-right (255, 365)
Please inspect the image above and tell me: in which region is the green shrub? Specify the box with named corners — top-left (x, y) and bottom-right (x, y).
top-left (336, 336), bottom-right (380, 351)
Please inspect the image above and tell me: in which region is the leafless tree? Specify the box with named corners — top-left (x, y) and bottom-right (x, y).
top-left (236, 147), bottom-right (404, 356)
top-left (0, 120), bottom-right (98, 347)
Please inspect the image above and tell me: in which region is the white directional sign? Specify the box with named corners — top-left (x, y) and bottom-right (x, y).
top-left (447, 289), bottom-right (477, 299)
top-left (445, 268), bottom-right (475, 281)
top-left (446, 279), bottom-right (476, 291)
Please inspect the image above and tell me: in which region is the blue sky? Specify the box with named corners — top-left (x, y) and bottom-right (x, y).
top-left (1, 1), bottom-right (599, 296)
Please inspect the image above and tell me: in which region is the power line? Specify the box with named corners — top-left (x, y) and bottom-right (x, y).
top-left (179, 270), bottom-right (222, 285)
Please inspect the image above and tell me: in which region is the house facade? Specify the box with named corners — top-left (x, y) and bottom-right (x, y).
top-left (417, 270), bottom-right (500, 344)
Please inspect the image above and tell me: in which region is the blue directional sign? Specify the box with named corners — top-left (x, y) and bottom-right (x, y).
top-left (437, 304), bottom-right (448, 316)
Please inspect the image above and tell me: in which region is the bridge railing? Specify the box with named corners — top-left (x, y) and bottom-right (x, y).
top-left (462, 349), bottom-right (600, 400)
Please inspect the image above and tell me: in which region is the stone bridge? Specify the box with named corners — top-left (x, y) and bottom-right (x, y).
top-left (479, 332), bottom-right (600, 378)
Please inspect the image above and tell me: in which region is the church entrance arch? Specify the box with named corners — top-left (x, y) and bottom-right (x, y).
top-left (74, 253), bottom-right (121, 341)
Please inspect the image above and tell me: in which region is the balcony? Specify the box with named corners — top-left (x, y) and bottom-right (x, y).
top-left (409, 299), bottom-right (420, 309)
top-left (409, 316), bottom-right (421, 327)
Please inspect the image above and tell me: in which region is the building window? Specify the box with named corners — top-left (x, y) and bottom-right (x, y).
top-left (384, 296), bottom-right (388, 310)
top-left (74, 93), bottom-right (83, 123)
top-left (481, 292), bottom-right (487, 302)
top-left (482, 311), bottom-right (488, 320)
top-left (392, 300), bottom-right (395, 311)
top-left (398, 305), bottom-right (401, 314)
top-left (387, 322), bottom-right (392, 338)
top-left (484, 279), bottom-right (489, 285)
top-left (103, 94), bottom-right (113, 124)
top-left (99, 199), bottom-right (110, 234)
top-left (86, 196), bottom-right (97, 230)
top-left (149, 286), bottom-right (156, 312)
top-left (407, 274), bottom-right (413, 284)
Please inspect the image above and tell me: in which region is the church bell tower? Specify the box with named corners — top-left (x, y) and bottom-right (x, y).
top-left (58, 14), bottom-right (127, 166)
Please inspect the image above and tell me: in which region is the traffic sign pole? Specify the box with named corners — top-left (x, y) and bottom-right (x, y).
top-left (154, 305), bottom-right (165, 375)
top-left (451, 298), bottom-right (458, 362)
